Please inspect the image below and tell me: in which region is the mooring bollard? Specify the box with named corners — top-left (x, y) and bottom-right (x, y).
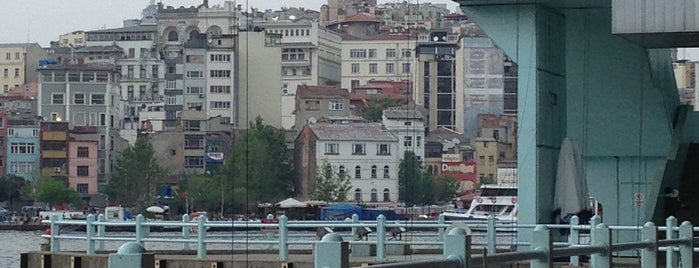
top-left (135, 214), bottom-right (145, 245)
top-left (279, 215), bottom-right (289, 261)
top-left (443, 227), bottom-right (470, 267)
top-left (590, 223), bottom-right (611, 267)
top-left (530, 225), bottom-right (553, 268)
top-left (108, 242), bottom-right (154, 268)
top-left (197, 215), bottom-right (207, 259)
top-left (666, 216), bottom-right (678, 268)
top-left (641, 222), bottom-right (657, 267)
top-left (182, 214), bottom-right (190, 250)
top-left (86, 214), bottom-right (95, 255)
top-left (568, 215), bottom-right (580, 266)
top-left (376, 214), bottom-right (386, 261)
top-left (98, 214), bottom-right (106, 251)
top-left (314, 233), bottom-right (349, 268)
top-left (679, 221), bottom-right (693, 267)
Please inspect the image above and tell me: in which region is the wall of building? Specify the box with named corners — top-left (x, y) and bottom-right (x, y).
top-left (6, 126), bottom-right (39, 181)
top-left (237, 31), bottom-right (282, 128)
top-left (68, 141), bottom-right (98, 194)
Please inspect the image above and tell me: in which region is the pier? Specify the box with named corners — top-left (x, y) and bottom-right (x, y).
top-left (18, 213), bottom-right (699, 267)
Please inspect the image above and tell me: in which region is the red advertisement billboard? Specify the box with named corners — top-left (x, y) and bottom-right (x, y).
top-left (440, 161), bottom-right (477, 194)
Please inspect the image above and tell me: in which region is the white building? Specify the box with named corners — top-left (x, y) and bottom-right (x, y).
top-left (382, 107), bottom-right (425, 162)
top-left (295, 123), bottom-right (400, 205)
top-left (340, 31), bottom-right (417, 90)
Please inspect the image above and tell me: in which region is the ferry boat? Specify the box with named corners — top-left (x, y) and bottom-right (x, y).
top-left (441, 184), bottom-right (518, 223)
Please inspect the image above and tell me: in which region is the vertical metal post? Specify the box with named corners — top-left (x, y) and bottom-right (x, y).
top-left (530, 225), bottom-right (552, 268)
top-left (266, 214), bottom-right (275, 250)
top-left (86, 214), bottom-right (95, 255)
top-left (351, 214), bottom-right (359, 241)
top-left (135, 214), bottom-right (145, 245)
top-left (197, 215), bottom-right (207, 259)
top-left (279, 215), bottom-right (289, 261)
top-left (438, 214), bottom-right (446, 241)
top-left (678, 221), bottom-right (693, 267)
top-left (590, 223), bottom-right (611, 267)
top-left (666, 216), bottom-right (678, 268)
top-left (641, 222), bottom-right (657, 267)
top-left (376, 214), bottom-right (386, 261)
top-left (444, 227), bottom-right (470, 268)
top-left (98, 214), bottom-right (106, 251)
top-left (487, 214), bottom-right (496, 254)
top-left (568, 215), bottom-right (580, 266)
top-left (314, 233), bottom-right (349, 268)
top-left (50, 214), bottom-right (60, 252)
top-left (182, 214), bottom-right (190, 250)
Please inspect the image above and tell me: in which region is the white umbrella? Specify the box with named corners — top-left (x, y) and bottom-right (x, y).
top-left (146, 206), bottom-right (165, 213)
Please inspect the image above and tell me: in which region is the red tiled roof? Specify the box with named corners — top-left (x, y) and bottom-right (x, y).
top-left (296, 85), bottom-right (350, 98)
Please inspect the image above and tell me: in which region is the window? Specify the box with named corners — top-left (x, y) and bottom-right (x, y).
top-left (99, 158), bottom-right (106, 174)
top-left (370, 189), bottom-right (378, 202)
top-left (385, 63), bottom-right (394, 74)
top-left (152, 65), bottom-right (159, 78)
top-left (167, 31), bottom-right (178, 41)
top-left (368, 49), bottom-right (377, 58)
top-left (52, 93), bottom-right (64, 104)
top-left (100, 113), bottom-right (106, 126)
top-left (305, 100), bottom-right (320, 111)
top-left (166, 80), bottom-right (176, 89)
top-left (186, 86), bottom-right (203, 94)
top-left (402, 63), bottom-right (411, 73)
top-left (128, 48), bottom-right (135, 58)
top-left (210, 101), bottom-right (231, 109)
top-left (73, 93), bottom-right (85, 104)
top-left (186, 71), bottom-right (203, 78)
top-left (325, 143), bottom-right (339, 154)
top-left (371, 165), bottom-right (377, 178)
top-left (351, 80), bottom-right (360, 89)
top-left (2, 69), bottom-right (6, 77)
top-left (127, 65), bottom-right (134, 78)
top-left (7, 128), bottom-right (14, 136)
top-left (401, 48), bottom-right (411, 58)
top-left (355, 165), bottom-right (361, 179)
top-left (77, 184), bottom-right (88, 194)
top-left (77, 166), bottom-right (89, 177)
top-left (4, 53), bottom-right (9, 60)
top-left (352, 144), bottom-right (365, 155)
top-left (10, 162), bottom-right (33, 173)
top-left (329, 101), bottom-right (343, 111)
top-left (210, 85), bottom-right (231, 94)
top-left (210, 54), bottom-right (231, 62)
top-left (3, 85), bottom-right (7, 92)
top-left (77, 147), bottom-right (89, 158)
top-left (383, 188), bottom-right (390, 202)
top-left (184, 135), bottom-right (205, 149)
top-left (14, 52), bottom-right (19, 60)
top-left (489, 156), bottom-right (495, 165)
top-left (351, 63), bottom-right (360, 74)
top-left (350, 49), bottom-right (367, 58)
top-left (369, 63), bottom-right (377, 73)
top-left (339, 165), bottom-right (346, 176)
top-left (10, 142), bottom-right (34, 154)
top-left (184, 156), bottom-right (204, 168)
top-left (385, 49), bottom-right (396, 58)
top-left (416, 136), bottom-right (422, 147)
top-left (140, 65), bottom-right (147, 78)
top-left (32, 129), bottom-right (39, 137)
top-left (183, 120), bottom-right (201, 131)
top-left (377, 144), bottom-right (390, 155)
top-left (404, 136), bottom-right (413, 146)
top-left (186, 55), bottom-right (203, 63)
top-left (210, 70), bottom-right (231, 78)
top-left (90, 94), bottom-right (105, 104)
top-left (383, 165), bottom-right (390, 178)
top-left (14, 68), bottom-right (19, 77)
top-left (479, 155), bottom-right (485, 165)
top-left (282, 49), bottom-right (305, 61)
top-left (354, 189), bottom-right (362, 202)
top-left (0, 118), bottom-right (3, 128)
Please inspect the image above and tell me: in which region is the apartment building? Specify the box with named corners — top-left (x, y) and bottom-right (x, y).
top-left (381, 107), bottom-right (425, 162)
top-left (6, 120), bottom-right (40, 182)
top-left (68, 139), bottom-right (99, 195)
top-left (340, 30), bottom-right (417, 90)
top-left (294, 85), bottom-right (351, 130)
top-left (0, 43), bottom-right (46, 94)
top-left (59, 31), bottom-right (86, 48)
top-left (295, 122), bottom-right (400, 205)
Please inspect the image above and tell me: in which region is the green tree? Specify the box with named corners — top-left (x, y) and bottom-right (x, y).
top-left (362, 97), bottom-right (400, 122)
top-left (0, 175), bottom-right (28, 207)
top-left (108, 137), bottom-right (165, 207)
top-left (398, 151), bottom-right (431, 205)
top-left (181, 173), bottom-right (222, 213)
top-left (35, 177), bottom-right (82, 208)
top-left (311, 160), bottom-right (352, 202)
top-left (430, 175), bottom-right (459, 203)
top-left (223, 117), bottom-right (292, 212)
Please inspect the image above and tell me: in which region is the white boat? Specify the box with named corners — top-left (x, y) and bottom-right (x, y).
top-left (442, 184), bottom-right (518, 223)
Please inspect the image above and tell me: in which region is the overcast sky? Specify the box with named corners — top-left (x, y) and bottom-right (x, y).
top-left (0, 0), bottom-right (460, 47)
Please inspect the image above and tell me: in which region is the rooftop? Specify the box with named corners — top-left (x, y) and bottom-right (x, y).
top-left (383, 109), bottom-right (424, 120)
top-left (87, 25), bottom-right (157, 34)
top-left (309, 123), bottom-right (398, 142)
top-left (296, 85), bottom-right (350, 98)
top-left (0, 43), bottom-right (38, 48)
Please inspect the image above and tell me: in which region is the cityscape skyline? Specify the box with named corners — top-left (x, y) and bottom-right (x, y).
top-left (0, 0), bottom-right (460, 47)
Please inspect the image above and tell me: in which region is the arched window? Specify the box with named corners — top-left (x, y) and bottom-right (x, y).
top-left (383, 188), bottom-right (390, 202)
top-left (167, 31), bottom-right (179, 42)
top-left (427, 165), bottom-right (433, 174)
top-left (189, 30), bottom-right (200, 40)
top-left (371, 165), bottom-right (377, 178)
top-left (383, 165), bottom-right (390, 178)
top-left (355, 165), bottom-right (361, 179)
top-left (339, 165), bottom-right (345, 177)
top-left (371, 189), bottom-right (378, 202)
top-left (354, 188), bottom-right (362, 202)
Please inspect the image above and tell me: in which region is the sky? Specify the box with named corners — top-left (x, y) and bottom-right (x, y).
top-left (0, 0), bottom-right (460, 47)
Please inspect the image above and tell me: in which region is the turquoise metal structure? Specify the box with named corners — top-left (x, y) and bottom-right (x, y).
top-left (455, 0), bottom-right (699, 243)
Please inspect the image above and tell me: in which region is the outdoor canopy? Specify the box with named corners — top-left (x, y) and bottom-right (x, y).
top-left (276, 198), bottom-right (307, 208)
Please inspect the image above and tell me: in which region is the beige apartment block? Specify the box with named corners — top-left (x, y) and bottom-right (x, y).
top-left (0, 43), bottom-right (45, 94)
top-left (59, 31), bottom-right (86, 47)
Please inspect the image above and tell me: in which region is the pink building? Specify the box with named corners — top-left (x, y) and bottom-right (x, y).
top-left (67, 140), bottom-right (98, 195)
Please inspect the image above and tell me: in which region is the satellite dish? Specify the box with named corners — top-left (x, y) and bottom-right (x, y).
top-left (308, 117), bottom-right (317, 124)
top-left (272, 16), bottom-right (279, 21)
top-left (289, 15), bottom-right (296, 20)
top-left (433, 36), bottom-right (439, 41)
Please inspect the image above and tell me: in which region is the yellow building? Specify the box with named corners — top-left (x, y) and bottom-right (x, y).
top-left (59, 31), bottom-right (86, 48)
top-left (475, 137), bottom-right (498, 185)
top-left (0, 43), bottom-right (46, 94)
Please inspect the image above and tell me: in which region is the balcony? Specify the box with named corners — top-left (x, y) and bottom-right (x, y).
top-left (42, 132), bottom-right (67, 141)
top-left (41, 167), bottom-right (67, 177)
top-left (42, 150), bottom-right (67, 158)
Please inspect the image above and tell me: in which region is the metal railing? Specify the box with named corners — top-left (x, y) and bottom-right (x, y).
top-left (42, 213), bottom-right (695, 267)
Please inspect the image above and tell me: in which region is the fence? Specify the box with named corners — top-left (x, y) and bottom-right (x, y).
top-left (42, 213), bottom-right (694, 267)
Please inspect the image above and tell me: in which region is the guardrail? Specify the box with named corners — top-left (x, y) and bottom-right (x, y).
top-left (42, 213), bottom-right (693, 267)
